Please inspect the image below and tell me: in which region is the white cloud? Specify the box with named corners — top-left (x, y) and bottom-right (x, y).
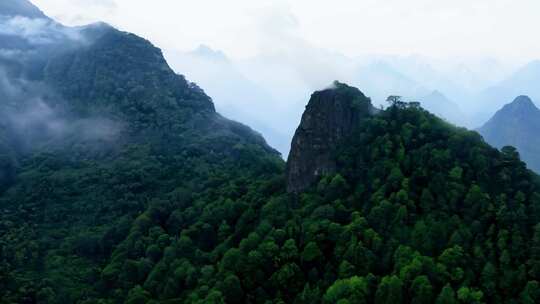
top-left (0, 15), bottom-right (84, 44)
top-left (32, 0), bottom-right (540, 62)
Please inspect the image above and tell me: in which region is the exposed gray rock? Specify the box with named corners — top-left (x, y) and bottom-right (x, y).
top-left (286, 81), bottom-right (374, 193)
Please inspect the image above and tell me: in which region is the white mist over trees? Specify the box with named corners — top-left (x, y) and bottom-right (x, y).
top-left (0, 1), bottom-right (123, 158)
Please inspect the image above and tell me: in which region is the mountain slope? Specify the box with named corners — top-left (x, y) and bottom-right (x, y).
top-left (478, 95), bottom-right (540, 173)
top-left (3, 2), bottom-right (540, 304)
top-left (0, 5), bottom-right (282, 302)
top-left (81, 82), bottom-right (540, 304)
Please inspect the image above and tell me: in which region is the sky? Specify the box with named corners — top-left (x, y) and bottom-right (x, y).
top-left (32, 0), bottom-right (540, 63)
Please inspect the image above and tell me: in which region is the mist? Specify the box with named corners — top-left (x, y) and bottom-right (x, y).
top-left (30, 0), bottom-right (540, 156)
top-left (163, 40), bottom-right (536, 156)
top-left (0, 5), bottom-right (122, 158)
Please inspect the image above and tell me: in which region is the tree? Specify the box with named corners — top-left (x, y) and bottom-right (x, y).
top-left (386, 95), bottom-right (403, 106)
top-left (410, 275), bottom-right (433, 304)
top-left (328, 174), bottom-right (349, 200)
top-left (281, 239), bottom-right (299, 261)
top-left (501, 146), bottom-right (520, 162)
top-left (457, 287), bottom-right (483, 304)
top-left (521, 281), bottom-right (540, 304)
top-left (302, 242), bottom-right (322, 262)
top-left (436, 284), bottom-right (457, 304)
top-left (220, 274), bottom-right (244, 304)
top-left (420, 189), bottom-right (435, 212)
top-left (126, 285), bottom-right (151, 304)
top-left (480, 262), bottom-right (497, 297)
top-left (324, 276), bottom-right (369, 304)
top-left (528, 224), bottom-right (540, 279)
top-left (221, 248), bottom-right (245, 274)
top-left (375, 275), bottom-right (403, 304)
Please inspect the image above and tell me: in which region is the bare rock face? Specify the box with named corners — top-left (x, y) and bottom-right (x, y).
top-left (286, 82), bottom-right (374, 193)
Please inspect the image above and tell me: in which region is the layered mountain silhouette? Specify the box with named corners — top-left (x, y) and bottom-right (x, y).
top-left (164, 45), bottom-right (292, 155)
top-left (478, 61), bottom-right (540, 116)
top-left (419, 90), bottom-right (468, 126)
top-left (478, 95), bottom-right (540, 172)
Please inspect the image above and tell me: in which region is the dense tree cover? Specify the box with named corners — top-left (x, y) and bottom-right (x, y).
top-left (5, 87), bottom-right (540, 303)
top-left (0, 139), bottom-right (282, 303)
top-left (0, 26), bottom-right (283, 303)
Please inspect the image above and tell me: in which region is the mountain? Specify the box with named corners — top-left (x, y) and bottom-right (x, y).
top-left (3, 2), bottom-right (540, 304)
top-left (478, 61), bottom-right (540, 118)
top-left (73, 81), bottom-right (540, 304)
top-left (360, 55), bottom-right (470, 102)
top-left (419, 90), bottom-right (468, 127)
top-left (478, 95), bottom-right (540, 172)
top-left (0, 4), bottom-right (282, 302)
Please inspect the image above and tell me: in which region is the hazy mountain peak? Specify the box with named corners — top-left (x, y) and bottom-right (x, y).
top-left (0, 0), bottom-right (47, 19)
top-left (192, 44), bottom-right (229, 62)
top-left (478, 95), bottom-right (540, 172)
top-left (503, 95), bottom-right (538, 113)
top-left (427, 90), bottom-right (446, 99)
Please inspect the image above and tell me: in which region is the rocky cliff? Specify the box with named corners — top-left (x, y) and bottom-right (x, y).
top-left (286, 81), bottom-right (374, 192)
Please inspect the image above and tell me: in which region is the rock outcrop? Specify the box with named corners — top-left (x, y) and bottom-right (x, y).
top-left (286, 82), bottom-right (374, 192)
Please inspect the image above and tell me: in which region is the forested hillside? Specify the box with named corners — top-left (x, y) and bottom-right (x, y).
top-left (4, 76), bottom-right (540, 303)
top-left (2, 2), bottom-right (540, 304)
top-left (0, 9), bottom-right (283, 302)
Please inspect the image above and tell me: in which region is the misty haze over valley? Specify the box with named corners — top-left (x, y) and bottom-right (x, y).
top-left (165, 46), bottom-right (538, 155)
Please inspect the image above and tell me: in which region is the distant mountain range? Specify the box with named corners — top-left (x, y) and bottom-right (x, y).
top-left (163, 48), bottom-right (522, 153)
top-left (478, 95), bottom-right (540, 172)
top-left (354, 61), bottom-right (429, 105)
top-left (418, 90), bottom-right (468, 127)
top-left (164, 45), bottom-right (300, 156)
top-left (475, 61), bottom-right (540, 123)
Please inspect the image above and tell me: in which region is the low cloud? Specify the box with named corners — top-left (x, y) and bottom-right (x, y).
top-left (0, 15), bottom-right (85, 45)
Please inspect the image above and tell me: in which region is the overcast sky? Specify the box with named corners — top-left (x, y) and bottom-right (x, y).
top-left (32, 0), bottom-right (540, 63)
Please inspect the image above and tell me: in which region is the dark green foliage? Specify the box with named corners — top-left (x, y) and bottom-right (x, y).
top-left (0, 26), bottom-right (282, 303)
